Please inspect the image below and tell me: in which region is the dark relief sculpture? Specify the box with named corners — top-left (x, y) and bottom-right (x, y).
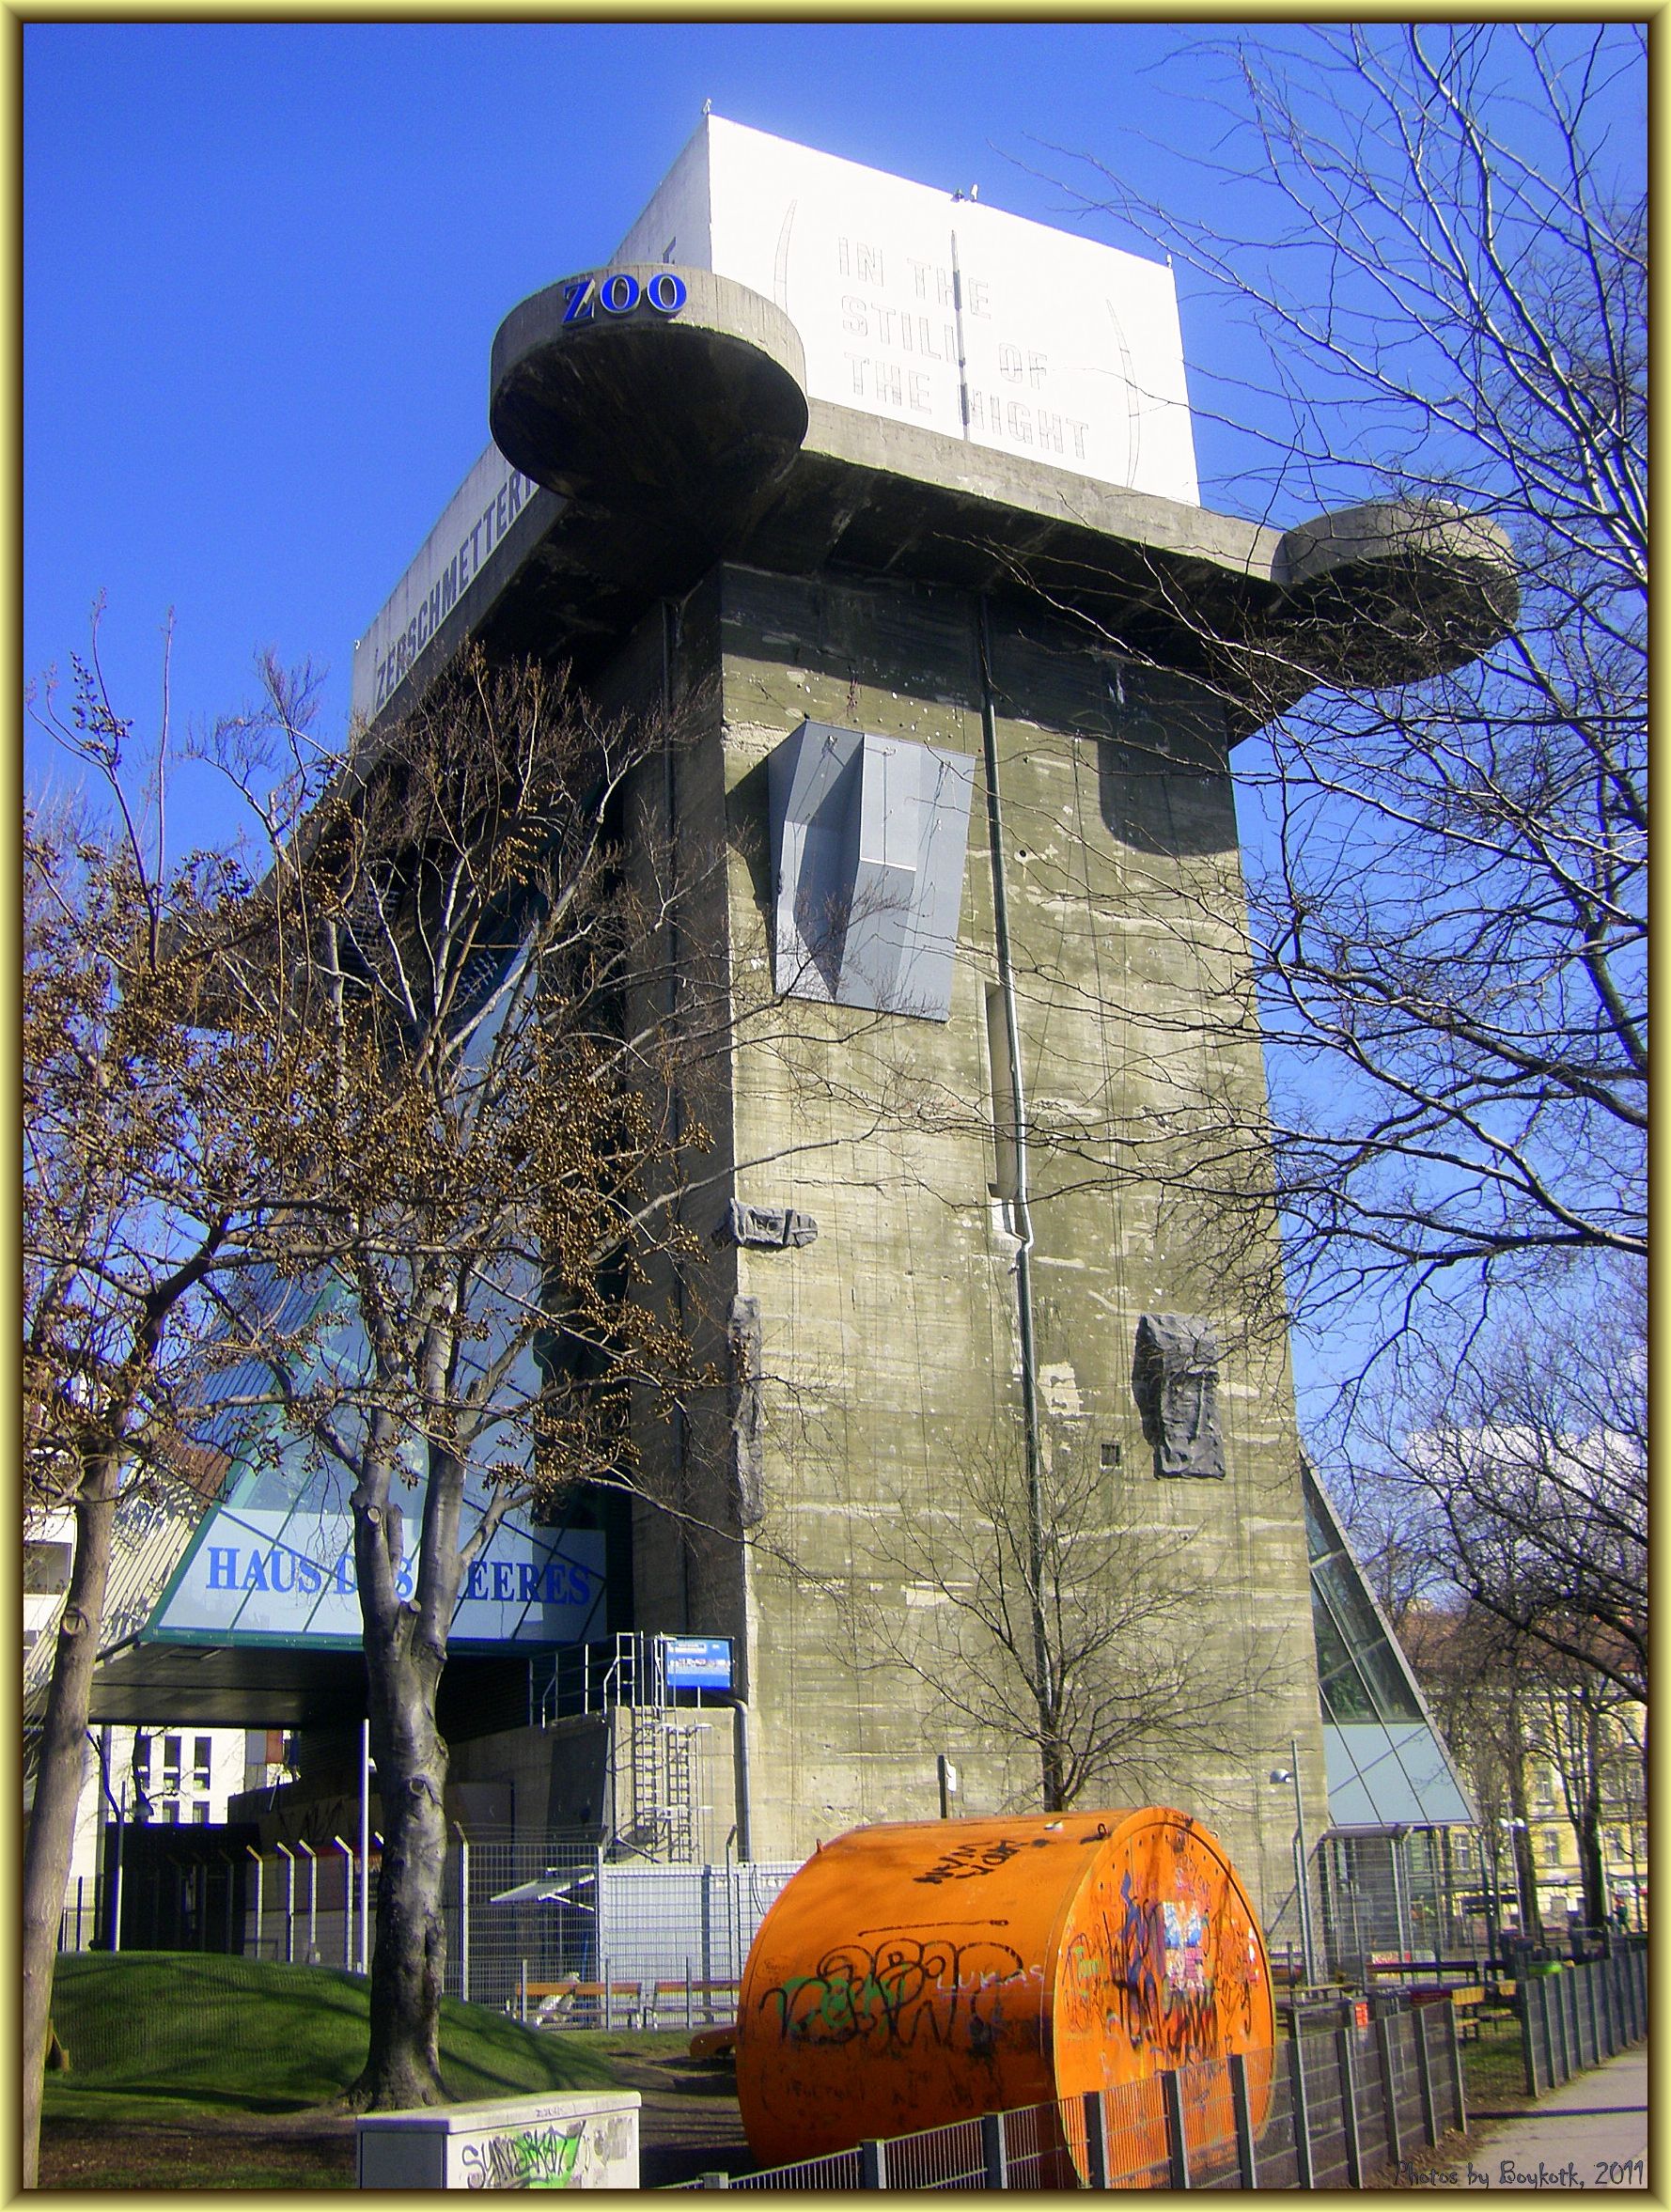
top-left (714, 1200), bottom-right (819, 1250)
top-left (1132, 1313), bottom-right (1226, 1479)
top-left (727, 1295), bottom-right (766, 1527)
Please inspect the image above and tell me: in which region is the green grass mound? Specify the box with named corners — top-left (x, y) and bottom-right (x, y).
top-left (46, 1952), bottom-right (617, 2121)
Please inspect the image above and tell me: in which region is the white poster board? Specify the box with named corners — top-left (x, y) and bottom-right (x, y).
top-left (616, 116), bottom-right (1198, 504)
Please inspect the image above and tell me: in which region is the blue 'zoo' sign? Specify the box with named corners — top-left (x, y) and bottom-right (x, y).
top-left (562, 269), bottom-right (689, 323)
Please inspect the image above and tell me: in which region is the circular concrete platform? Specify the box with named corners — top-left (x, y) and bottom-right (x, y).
top-left (490, 266), bottom-right (808, 594)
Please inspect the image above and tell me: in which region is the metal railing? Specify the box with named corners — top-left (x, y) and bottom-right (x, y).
top-left (685, 2004), bottom-right (1472, 2189)
top-left (1518, 1944), bottom-right (1647, 2095)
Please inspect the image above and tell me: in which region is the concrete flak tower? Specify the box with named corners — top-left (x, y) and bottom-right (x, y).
top-left (344, 117), bottom-right (1513, 1927)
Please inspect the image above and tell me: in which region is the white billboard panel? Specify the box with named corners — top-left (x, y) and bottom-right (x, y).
top-left (617, 117), bottom-right (1198, 504)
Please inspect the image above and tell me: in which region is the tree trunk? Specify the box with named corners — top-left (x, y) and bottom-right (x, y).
top-left (1576, 1727), bottom-right (1608, 1929)
top-left (348, 1624), bottom-right (452, 2109)
top-left (21, 1446), bottom-right (119, 2188)
top-left (1039, 1727), bottom-right (1070, 1815)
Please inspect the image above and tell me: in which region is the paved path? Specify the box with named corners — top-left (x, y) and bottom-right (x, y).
top-left (1425, 2046), bottom-right (1648, 2190)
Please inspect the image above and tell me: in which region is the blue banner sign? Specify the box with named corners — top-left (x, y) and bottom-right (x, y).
top-left (149, 1505), bottom-right (605, 1650)
top-left (662, 1635), bottom-right (733, 1690)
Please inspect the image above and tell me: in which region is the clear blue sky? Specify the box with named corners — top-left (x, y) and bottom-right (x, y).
top-left (24, 20), bottom-right (1642, 791)
top-left (23, 22), bottom-right (1645, 1437)
top-left (24, 20), bottom-right (1262, 792)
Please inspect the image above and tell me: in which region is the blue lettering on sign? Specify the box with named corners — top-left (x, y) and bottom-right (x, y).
top-left (180, 1519), bottom-right (601, 1649)
top-left (559, 271), bottom-right (686, 325)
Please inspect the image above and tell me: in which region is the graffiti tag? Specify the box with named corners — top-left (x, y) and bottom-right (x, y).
top-left (757, 1937), bottom-right (1030, 2055)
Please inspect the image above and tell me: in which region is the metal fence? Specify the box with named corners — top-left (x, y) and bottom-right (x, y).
top-left (1518, 1946), bottom-right (1647, 2096)
top-left (685, 2005), bottom-right (1471, 2189)
top-left (85, 1830), bottom-right (799, 2023)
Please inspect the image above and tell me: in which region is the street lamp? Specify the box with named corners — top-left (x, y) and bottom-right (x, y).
top-left (1270, 1741), bottom-right (1318, 1986)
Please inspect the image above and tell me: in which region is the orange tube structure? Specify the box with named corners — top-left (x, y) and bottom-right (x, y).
top-left (736, 1808), bottom-right (1273, 2180)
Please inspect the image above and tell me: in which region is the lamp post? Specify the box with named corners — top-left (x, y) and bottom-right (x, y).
top-left (1270, 1742), bottom-right (1317, 1986)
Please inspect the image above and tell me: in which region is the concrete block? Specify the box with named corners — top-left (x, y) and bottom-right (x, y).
top-left (355, 2089), bottom-right (641, 2189)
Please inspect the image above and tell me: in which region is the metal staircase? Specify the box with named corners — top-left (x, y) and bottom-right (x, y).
top-left (602, 1633), bottom-right (703, 1863)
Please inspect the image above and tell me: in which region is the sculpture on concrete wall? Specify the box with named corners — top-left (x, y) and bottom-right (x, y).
top-left (715, 1200), bottom-right (819, 1250)
top-left (728, 1296), bottom-right (766, 1526)
top-left (1132, 1313), bottom-right (1226, 1478)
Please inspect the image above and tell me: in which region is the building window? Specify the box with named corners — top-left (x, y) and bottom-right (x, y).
top-left (193, 1736), bottom-right (212, 1790)
top-left (191, 1802), bottom-right (209, 1825)
top-left (1544, 1830), bottom-right (1564, 1862)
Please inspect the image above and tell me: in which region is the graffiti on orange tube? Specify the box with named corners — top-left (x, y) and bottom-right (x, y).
top-left (757, 1935), bottom-right (1030, 2053)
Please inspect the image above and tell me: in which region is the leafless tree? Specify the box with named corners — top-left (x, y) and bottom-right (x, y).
top-left (1052, 24), bottom-right (1645, 1394)
top-left (1363, 1276), bottom-right (1645, 1709)
top-left (859, 1424), bottom-right (1281, 1815)
top-left (202, 651), bottom-right (743, 2109)
top-left (1524, 1660), bottom-right (1637, 1931)
top-left (1399, 1603), bottom-right (1543, 1935)
top-left (20, 637), bottom-right (316, 2187)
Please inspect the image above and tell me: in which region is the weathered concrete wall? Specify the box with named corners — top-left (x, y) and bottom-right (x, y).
top-left (694, 565), bottom-right (1325, 1928)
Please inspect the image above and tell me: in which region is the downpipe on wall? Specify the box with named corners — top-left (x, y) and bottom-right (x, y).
top-left (975, 597), bottom-right (1054, 1776)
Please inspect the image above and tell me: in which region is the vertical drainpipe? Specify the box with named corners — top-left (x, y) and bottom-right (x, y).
top-left (975, 596), bottom-right (1054, 1784)
top-left (661, 599), bottom-right (694, 1636)
top-left (666, 592), bottom-right (754, 1856)
top-left (733, 1702), bottom-right (753, 1864)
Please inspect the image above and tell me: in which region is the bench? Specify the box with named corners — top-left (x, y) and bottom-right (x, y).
top-left (523, 1979), bottom-right (645, 2031)
top-left (647, 1979), bottom-right (742, 2030)
top-left (521, 1974), bottom-right (742, 2032)
top-left (357, 2089), bottom-right (641, 2187)
top-left (1409, 1983), bottom-right (1487, 2040)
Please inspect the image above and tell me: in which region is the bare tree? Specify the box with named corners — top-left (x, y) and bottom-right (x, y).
top-left (859, 1424), bottom-right (1280, 1815)
top-left (1053, 24), bottom-right (1645, 1390)
top-left (1524, 1659), bottom-right (1639, 1932)
top-left (20, 641), bottom-right (313, 2187)
top-left (1365, 1276), bottom-right (1646, 1709)
top-left (207, 651), bottom-right (736, 2108)
top-left (1400, 1602), bottom-right (1543, 1936)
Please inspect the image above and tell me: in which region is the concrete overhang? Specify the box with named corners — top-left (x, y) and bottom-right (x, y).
top-left (369, 268), bottom-right (1517, 742)
top-left (87, 1637), bottom-right (537, 1733)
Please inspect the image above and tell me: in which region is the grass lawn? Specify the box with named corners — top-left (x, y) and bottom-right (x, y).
top-left (1460, 2007), bottom-right (1535, 2109)
top-left (39, 1952), bottom-right (622, 2187)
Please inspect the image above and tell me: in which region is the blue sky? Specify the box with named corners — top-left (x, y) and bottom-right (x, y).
top-left (24, 20), bottom-right (1643, 795)
top-left (24, 20), bottom-right (1262, 794)
top-left (23, 23), bottom-right (1646, 1438)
